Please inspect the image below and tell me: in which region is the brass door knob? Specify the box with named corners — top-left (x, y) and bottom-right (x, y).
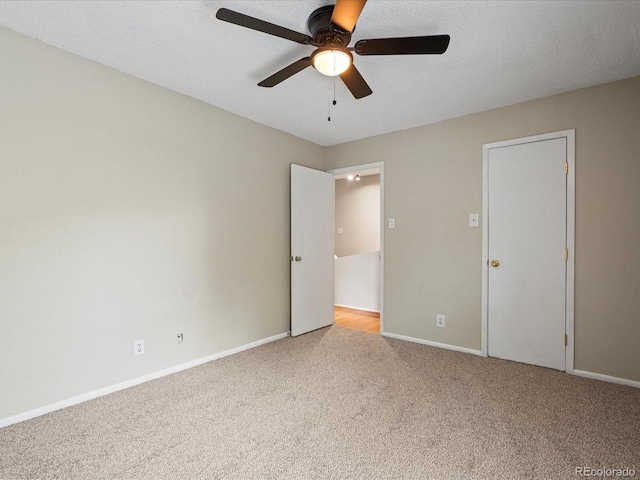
top-left (491, 259), bottom-right (500, 268)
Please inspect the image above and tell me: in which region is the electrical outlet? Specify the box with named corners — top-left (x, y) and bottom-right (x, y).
top-left (177, 333), bottom-right (183, 344)
top-left (436, 314), bottom-right (445, 328)
top-left (134, 339), bottom-right (144, 355)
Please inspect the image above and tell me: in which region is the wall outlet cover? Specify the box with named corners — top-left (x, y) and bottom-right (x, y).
top-left (134, 340), bottom-right (144, 355)
top-left (436, 314), bottom-right (445, 328)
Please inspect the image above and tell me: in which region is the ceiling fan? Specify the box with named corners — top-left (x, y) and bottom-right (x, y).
top-left (216, 0), bottom-right (450, 99)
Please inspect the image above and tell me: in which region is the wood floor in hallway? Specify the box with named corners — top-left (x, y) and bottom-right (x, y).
top-left (334, 306), bottom-right (380, 334)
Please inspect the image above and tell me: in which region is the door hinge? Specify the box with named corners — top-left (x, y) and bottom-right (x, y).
top-left (564, 248), bottom-right (569, 260)
top-left (565, 162), bottom-right (569, 175)
top-left (564, 334), bottom-right (568, 346)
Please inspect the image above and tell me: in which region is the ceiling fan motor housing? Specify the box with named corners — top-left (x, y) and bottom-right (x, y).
top-left (307, 5), bottom-right (352, 47)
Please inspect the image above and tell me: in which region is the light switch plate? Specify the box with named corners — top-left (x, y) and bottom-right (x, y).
top-left (337, 227), bottom-right (343, 234)
top-left (469, 214), bottom-right (479, 227)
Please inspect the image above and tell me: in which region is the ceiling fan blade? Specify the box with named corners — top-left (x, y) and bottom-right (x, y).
top-left (216, 8), bottom-right (312, 45)
top-left (354, 35), bottom-right (450, 55)
top-left (258, 57), bottom-right (312, 87)
top-left (330, 0), bottom-right (367, 33)
top-left (339, 64), bottom-right (372, 99)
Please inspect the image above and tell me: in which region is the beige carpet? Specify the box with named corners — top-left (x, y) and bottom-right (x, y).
top-left (1, 325), bottom-right (638, 479)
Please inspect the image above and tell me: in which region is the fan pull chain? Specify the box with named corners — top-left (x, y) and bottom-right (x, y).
top-left (333, 76), bottom-right (337, 105)
top-left (328, 77), bottom-right (337, 122)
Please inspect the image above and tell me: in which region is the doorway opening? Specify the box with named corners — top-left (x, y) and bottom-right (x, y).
top-left (329, 162), bottom-right (384, 334)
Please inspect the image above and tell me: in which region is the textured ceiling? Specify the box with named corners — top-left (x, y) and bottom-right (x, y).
top-left (1, 1), bottom-right (639, 146)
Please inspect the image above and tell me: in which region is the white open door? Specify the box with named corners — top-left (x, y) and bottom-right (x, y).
top-left (291, 164), bottom-right (335, 337)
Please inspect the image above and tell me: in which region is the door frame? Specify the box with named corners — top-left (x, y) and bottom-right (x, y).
top-left (481, 130), bottom-right (575, 373)
top-left (328, 161), bottom-right (385, 334)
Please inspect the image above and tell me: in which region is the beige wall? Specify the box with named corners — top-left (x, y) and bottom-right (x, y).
top-left (0, 27), bottom-right (325, 419)
top-left (325, 75), bottom-right (640, 383)
top-left (335, 174), bottom-right (380, 257)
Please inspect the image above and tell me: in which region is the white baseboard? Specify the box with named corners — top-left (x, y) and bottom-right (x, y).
top-left (380, 335), bottom-right (639, 388)
top-left (573, 369), bottom-right (640, 389)
top-left (0, 332), bottom-right (289, 428)
top-left (334, 304), bottom-right (380, 314)
top-left (382, 332), bottom-right (482, 356)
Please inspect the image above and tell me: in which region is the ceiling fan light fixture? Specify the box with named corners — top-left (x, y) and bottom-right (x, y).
top-left (311, 47), bottom-right (352, 76)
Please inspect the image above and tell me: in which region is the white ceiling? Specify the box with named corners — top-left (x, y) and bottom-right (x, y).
top-left (1, 1), bottom-right (639, 146)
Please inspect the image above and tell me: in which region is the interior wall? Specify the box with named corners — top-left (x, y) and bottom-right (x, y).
top-left (335, 252), bottom-right (380, 312)
top-left (0, 27), bottom-right (325, 420)
top-left (325, 75), bottom-right (640, 383)
top-left (335, 174), bottom-right (380, 257)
